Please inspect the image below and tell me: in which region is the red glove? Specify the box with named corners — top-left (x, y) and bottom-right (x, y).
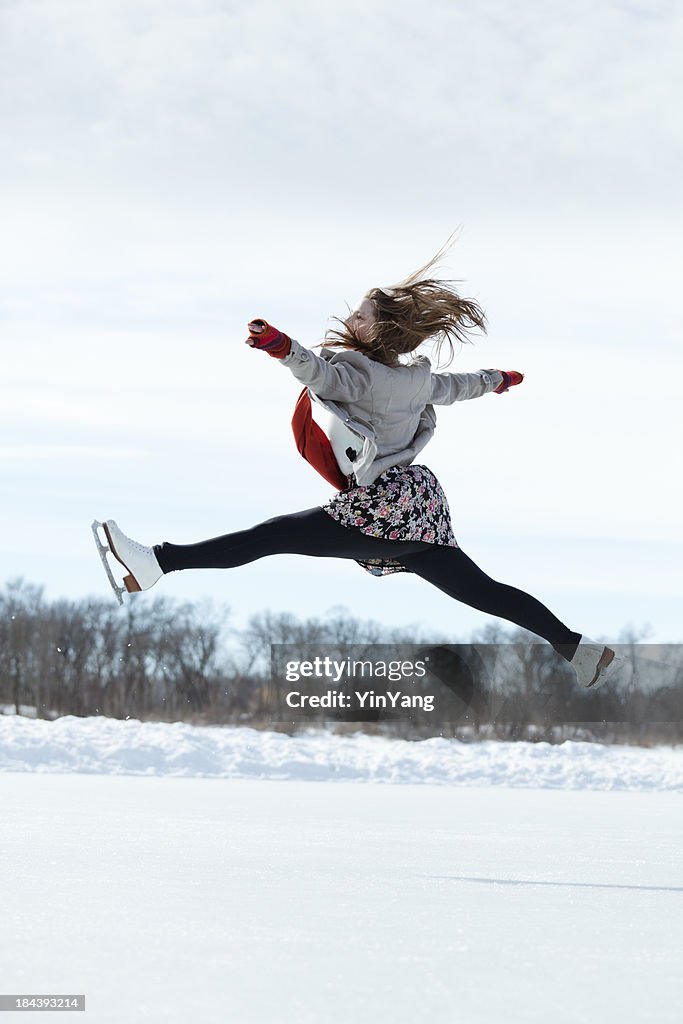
top-left (492, 370), bottom-right (524, 394)
top-left (246, 318), bottom-right (292, 359)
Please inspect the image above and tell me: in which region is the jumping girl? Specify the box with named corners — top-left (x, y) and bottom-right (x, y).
top-left (96, 238), bottom-right (621, 689)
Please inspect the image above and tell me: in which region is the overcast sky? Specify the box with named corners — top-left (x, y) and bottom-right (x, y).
top-left (2, 0), bottom-right (682, 644)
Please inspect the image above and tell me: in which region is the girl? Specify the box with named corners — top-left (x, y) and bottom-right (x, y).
top-left (96, 238), bottom-right (621, 690)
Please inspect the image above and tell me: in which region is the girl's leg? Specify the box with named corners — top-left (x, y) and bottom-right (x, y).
top-left (154, 507), bottom-right (433, 572)
top-left (399, 545), bottom-right (581, 661)
top-left (155, 514), bottom-right (579, 660)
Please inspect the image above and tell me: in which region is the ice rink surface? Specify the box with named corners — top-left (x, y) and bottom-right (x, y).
top-left (3, 773), bottom-right (682, 1024)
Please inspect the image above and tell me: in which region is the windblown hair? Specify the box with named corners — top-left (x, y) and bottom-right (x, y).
top-left (319, 231), bottom-right (487, 368)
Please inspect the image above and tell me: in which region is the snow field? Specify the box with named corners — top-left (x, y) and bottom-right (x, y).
top-left (1, 714), bottom-right (683, 790)
top-left (1, 718), bottom-right (682, 1022)
top-left (1, 775), bottom-right (682, 1023)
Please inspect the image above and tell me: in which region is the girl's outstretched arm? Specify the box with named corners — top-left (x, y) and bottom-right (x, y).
top-left (429, 369), bottom-right (503, 404)
top-left (246, 318), bottom-right (372, 402)
top-left (429, 369), bottom-right (524, 405)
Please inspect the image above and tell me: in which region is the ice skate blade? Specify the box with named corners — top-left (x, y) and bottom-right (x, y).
top-left (101, 522), bottom-right (143, 595)
top-left (91, 520), bottom-right (125, 605)
top-left (100, 524), bottom-right (142, 598)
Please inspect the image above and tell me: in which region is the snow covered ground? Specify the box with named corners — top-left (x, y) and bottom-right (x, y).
top-left (2, 717), bottom-right (682, 1023)
top-left (2, 714), bottom-right (683, 790)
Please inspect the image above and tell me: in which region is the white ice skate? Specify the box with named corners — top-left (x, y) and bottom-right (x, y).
top-left (91, 520), bottom-right (162, 604)
top-left (571, 637), bottom-right (624, 689)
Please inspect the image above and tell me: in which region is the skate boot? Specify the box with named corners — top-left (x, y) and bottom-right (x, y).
top-left (100, 520), bottom-right (163, 594)
top-left (571, 637), bottom-right (623, 689)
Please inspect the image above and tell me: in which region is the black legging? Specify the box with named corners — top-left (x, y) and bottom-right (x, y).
top-left (154, 508), bottom-right (581, 661)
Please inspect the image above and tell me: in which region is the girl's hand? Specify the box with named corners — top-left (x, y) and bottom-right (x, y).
top-left (246, 319), bottom-right (292, 359)
top-left (493, 370), bottom-right (524, 394)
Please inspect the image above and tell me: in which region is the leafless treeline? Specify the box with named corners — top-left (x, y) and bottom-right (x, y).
top-left (0, 577), bottom-right (440, 723)
top-left (1, 577), bottom-right (681, 744)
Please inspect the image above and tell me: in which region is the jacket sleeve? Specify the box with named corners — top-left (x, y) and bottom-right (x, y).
top-left (278, 339), bottom-right (373, 402)
top-left (429, 369), bottom-right (503, 405)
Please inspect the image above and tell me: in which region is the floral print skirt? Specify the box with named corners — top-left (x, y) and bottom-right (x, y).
top-left (321, 463), bottom-right (458, 576)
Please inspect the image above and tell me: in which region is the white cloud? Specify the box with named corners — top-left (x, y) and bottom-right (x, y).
top-left (0, 446), bottom-right (150, 460)
top-left (2, 0), bottom-right (682, 214)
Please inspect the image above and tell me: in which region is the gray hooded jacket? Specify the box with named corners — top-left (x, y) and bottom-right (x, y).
top-left (280, 338), bottom-right (504, 486)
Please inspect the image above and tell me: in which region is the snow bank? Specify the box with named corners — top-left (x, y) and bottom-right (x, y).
top-left (1, 714), bottom-right (682, 790)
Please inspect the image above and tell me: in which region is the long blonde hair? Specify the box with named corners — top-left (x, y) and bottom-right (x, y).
top-left (320, 231), bottom-right (487, 368)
